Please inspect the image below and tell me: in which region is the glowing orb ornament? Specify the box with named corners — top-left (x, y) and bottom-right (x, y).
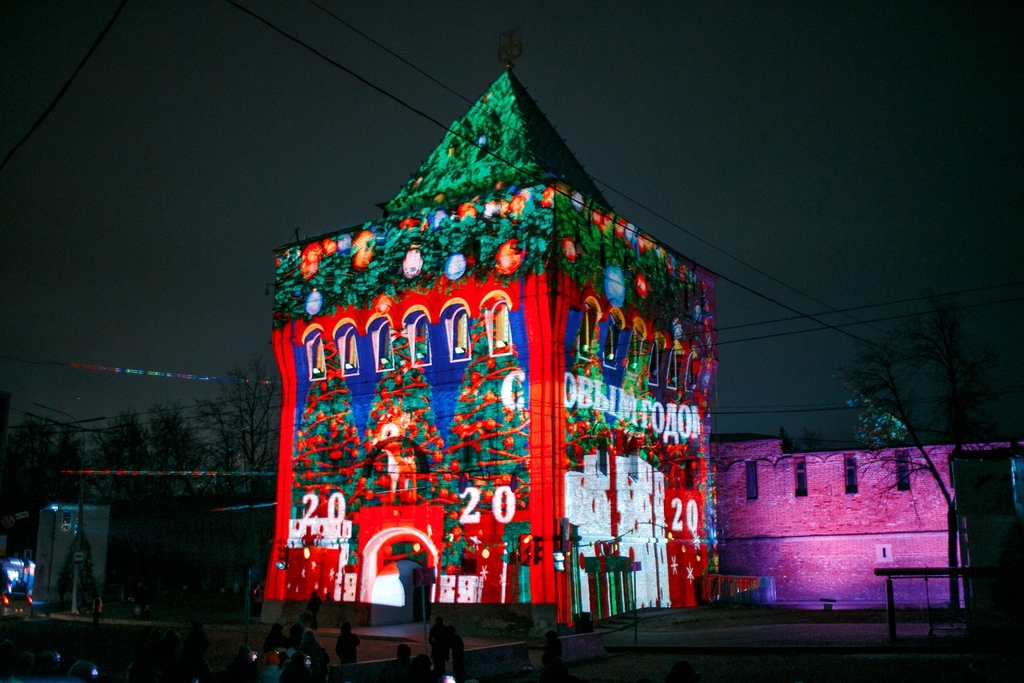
top-left (562, 237), bottom-right (577, 262)
top-left (623, 222), bottom-right (638, 245)
top-left (305, 288), bottom-right (323, 316)
top-left (495, 239), bottom-right (524, 275)
top-left (445, 253), bottom-right (467, 280)
top-left (457, 203), bottom-right (477, 220)
top-left (301, 243), bottom-right (323, 280)
top-left (604, 265), bottom-right (626, 308)
top-left (351, 230), bottom-right (375, 271)
top-left (401, 248), bottom-right (423, 279)
top-left (635, 273), bottom-right (649, 298)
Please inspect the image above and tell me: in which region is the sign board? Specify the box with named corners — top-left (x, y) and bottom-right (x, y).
top-left (412, 567), bottom-right (436, 587)
top-left (73, 550), bottom-right (86, 566)
top-left (631, 562), bottom-right (642, 572)
top-left (15, 511), bottom-right (29, 520)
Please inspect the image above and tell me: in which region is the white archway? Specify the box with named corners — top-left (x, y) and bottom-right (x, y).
top-left (359, 525), bottom-right (440, 605)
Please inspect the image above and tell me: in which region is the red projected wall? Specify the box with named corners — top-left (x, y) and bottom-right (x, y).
top-left (267, 71), bottom-right (716, 625)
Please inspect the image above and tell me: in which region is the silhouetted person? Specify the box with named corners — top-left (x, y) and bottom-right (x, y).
top-left (428, 618), bottom-right (449, 678)
top-left (543, 631), bottom-right (562, 662)
top-left (376, 644), bottom-right (412, 683)
top-left (410, 655), bottom-right (432, 683)
top-left (92, 593), bottom-right (103, 630)
top-left (448, 625), bottom-right (465, 683)
top-left (224, 645), bottom-right (259, 683)
top-left (261, 650), bottom-right (285, 683)
top-left (299, 631), bottom-right (329, 683)
top-left (665, 660), bottom-right (701, 683)
top-left (180, 622), bottom-right (211, 682)
top-left (539, 652), bottom-right (569, 683)
top-left (288, 623), bottom-right (305, 651)
top-left (305, 591), bottom-right (323, 630)
top-left (334, 622), bottom-right (360, 664)
top-left (264, 624), bottom-right (290, 654)
top-left (279, 652), bottom-right (311, 683)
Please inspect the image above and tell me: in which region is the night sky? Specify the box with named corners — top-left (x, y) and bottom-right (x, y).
top-left (2, 1), bottom-right (1021, 446)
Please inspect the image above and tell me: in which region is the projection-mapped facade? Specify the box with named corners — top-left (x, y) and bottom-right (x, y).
top-left (267, 70), bottom-right (717, 625)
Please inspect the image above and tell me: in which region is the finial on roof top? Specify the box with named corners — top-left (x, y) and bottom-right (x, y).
top-left (498, 28), bottom-right (522, 69)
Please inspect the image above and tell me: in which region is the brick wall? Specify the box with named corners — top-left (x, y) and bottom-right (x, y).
top-left (711, 438), bottom-right (955, 605)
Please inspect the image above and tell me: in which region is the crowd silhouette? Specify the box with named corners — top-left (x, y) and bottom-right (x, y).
top-left (0, 618), bottom-right (706, 683)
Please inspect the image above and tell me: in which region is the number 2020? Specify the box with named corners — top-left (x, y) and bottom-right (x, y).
top-left (670, 498), bottom-right (699, 533)
top-left (459, 486), bottom-right (516, 525)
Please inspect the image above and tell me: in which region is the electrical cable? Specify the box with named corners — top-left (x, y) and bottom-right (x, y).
top-left (0, 0), bottom-right (130, 176)
top-left (224, 0), bottom-right (873, 346)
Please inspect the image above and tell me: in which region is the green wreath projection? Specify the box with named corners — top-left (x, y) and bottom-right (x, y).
top-left (438, 315), bottom-right (531, 567)
top-left (273, 185), bottom-right (555, 325)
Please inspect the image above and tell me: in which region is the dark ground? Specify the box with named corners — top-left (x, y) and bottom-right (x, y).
top-left (1, 593), bottom-right (1020, 683)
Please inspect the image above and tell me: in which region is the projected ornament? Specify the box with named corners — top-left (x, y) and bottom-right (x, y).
top-left (351, 230), bottom-right (375, 271)
top-left (672, 318), bottom-right (684, 340)
top-left (604, 265), bottom-right (626, 308)
top-left (457, 203), bottom-right (478, 220)
top-left (495, 239), bottom-right (523, 275)
top-left (562, 238), bottom-right (577, 262)
top-left (301, 243), bottom-right (323, 280)
top-left (445, 253), bottom-right (467, 280)
top-left (336, 234), bottom-right (352, 254)
top-left (623, 222), bottom-right (638, 246)
top-left (305, 289), bottom-right (323, 316)
top-left (571, 191), bottom-right (584, 212)
top-left (630, 274), bottom-right (647, 299)
top-left (402, 248), bottom-right (423, 279)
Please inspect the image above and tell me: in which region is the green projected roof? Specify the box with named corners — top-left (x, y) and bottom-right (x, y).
top-left (385, 69), bottom-right (608, 214)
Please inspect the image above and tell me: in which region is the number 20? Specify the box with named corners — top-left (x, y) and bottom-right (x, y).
top-left (460, 486), bottom-right (516, 525)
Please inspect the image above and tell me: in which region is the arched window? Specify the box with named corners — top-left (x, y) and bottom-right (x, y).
top-left (666, 344), bottom-right (681, 389)
top-left (337, 326), bottom-right (359, 376)
top-left (370, 319), bottom-right (394, 372)
top-left (576, 303), bottom-right (599, 359)
top-left (405, 312), bottom-right (431, 367)
top-left (488, 300), bottom-right (512, 356)
top-left (627, 323), bottom-right (647, 374)
top-left (603, 312), bottom-right (624, 367)
top-left (445, 306), bottom-right (471, 361)
top-left (305, 331), bottom-right (325, 381)
top-left (648, 337), bottom-right (664, 386)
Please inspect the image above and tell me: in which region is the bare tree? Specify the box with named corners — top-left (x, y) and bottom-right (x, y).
top-left (197, 358), bottom-right (280, 497)
top-left (844, 297), bottom-right (997, 612)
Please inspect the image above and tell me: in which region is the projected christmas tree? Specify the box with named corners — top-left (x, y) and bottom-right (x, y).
top-left (294, 344), bottom-right (359, 506)
top-left (439, 315), bottom-right (531, 567)
top-left (361, 331), bottom-right (445, 509)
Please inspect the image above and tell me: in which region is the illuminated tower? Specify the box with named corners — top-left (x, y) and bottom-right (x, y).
top-left (266, 69), bottom-right (717, 629)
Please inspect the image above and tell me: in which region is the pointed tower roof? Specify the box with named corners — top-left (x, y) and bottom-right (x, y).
top-left (385, 70), bottom-right (607, 214)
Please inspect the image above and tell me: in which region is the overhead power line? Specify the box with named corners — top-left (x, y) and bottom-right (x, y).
top-left (0, 0), bottom-right (129, 176)
top-left (225, 0), bottom-right (874, 347)
top-left (717, 281), bottom-right (1024, 332)
top-left (718, 295), bottom-right (1024, 346)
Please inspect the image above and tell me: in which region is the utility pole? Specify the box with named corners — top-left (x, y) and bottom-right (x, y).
top-left (70, 476), bottom-right (85, 614)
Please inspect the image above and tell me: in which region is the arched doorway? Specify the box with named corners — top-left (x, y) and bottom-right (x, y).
top-left (360, 526), bottom-right (439, 626)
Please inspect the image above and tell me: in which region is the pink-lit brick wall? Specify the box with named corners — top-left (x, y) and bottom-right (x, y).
top-left (711, 438), bottom-right (956, 605)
